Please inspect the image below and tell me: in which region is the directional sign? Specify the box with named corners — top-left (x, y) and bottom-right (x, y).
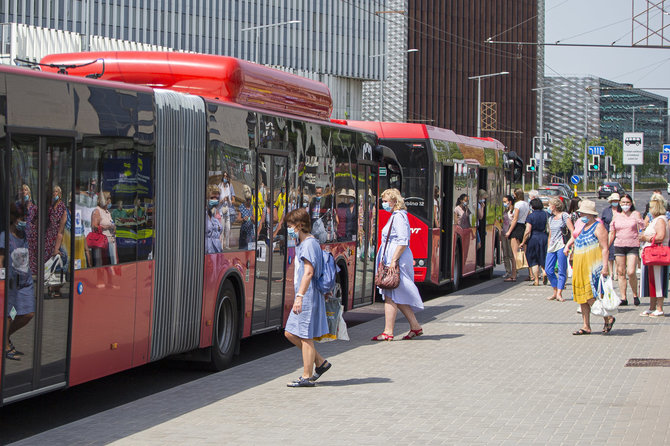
top-left (664, 144), bottom-right (670, 153)
top-left (379, 167), bottom-right (387, 177)
top-left (588, 146), bottom-right (605, 156)
top-left (623, 132), bottom-right (644, 165)
top-left (570, 175), bottom-right (581, 185)
top-left (660, 152), bottom-right (670, 165)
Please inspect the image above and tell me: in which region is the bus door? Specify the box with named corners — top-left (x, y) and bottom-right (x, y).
top-left (476, 169), bottom-right (488, 267)
top-left (440, 165), bottom-right (454, 280)
top-left (354, 163), bottom-right (378, 306)
top-left (252, 153), bottom-right (288, 332)
top-left (2, 134), bottom-right (74, 403)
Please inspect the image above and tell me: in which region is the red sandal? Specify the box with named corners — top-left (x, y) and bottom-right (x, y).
top-left (371, 333), bottom-right (394, 341)
top-left (402, 329), bottom-right (423, 340)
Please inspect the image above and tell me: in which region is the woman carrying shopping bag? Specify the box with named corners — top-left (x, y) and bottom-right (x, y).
top-left (284, 208), bottom-right (331, 387)
top-left (371, 188), bottom-right (424, 341)
top-left (639, 193), bottom-right (670, 318)
top-left (545, 197), bottom-right (574, 301)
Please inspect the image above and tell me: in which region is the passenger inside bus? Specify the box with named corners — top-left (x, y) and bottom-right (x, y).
top-left (336, 188), bottom-right (357, 241)
top-left (90, 191), bottom-right (117, 266)
top-left (205, 185), bottom-right (223, 254)
top-left (454, 194), bottom-right (472, 228)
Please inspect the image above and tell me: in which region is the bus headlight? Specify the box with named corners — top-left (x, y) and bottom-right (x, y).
top-left (417, 259), bottom-right (426, 267)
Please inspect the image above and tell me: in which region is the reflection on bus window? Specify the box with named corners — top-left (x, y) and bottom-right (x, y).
top-left (383, 141), bottom-right (429, 221)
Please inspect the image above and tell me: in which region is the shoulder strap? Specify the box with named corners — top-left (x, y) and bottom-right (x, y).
top-left (381, 216), bottom-right (395, 258)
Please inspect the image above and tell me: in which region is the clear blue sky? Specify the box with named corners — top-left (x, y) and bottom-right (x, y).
top-left (545, 0), bottom-right (670, 100)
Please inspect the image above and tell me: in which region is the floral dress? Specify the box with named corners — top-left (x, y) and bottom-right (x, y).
top-left (26, 203), bottom-right (39, 274)
top-left (45, 200), bottom-right (67, 261)
top-left (572, 221), bottom-right (603, 304)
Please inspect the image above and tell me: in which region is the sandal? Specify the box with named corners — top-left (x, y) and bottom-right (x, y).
top-left (9, 341), bottom-right (24, 356)
top-left (402, 329), bottom-right (423, 340)
top-left (310, 360), bottom-right (331, 382)
top-left (603, 317), bottom-right (616, 333)
top-left (556, 297), bottom-right (565, 302)
top-left (504, 277), bottom-right (516, 282)
top-left (287, 377), bottom-right (315, 387)
top-left (371, 333), bottom-right (394, 341)
top-left (543, 275), bottom-right (548, 285)
top-left (572, 329), bottom-right (591, 335)
top-left (5, 349), bottom-right (21, 361)
top-left (547, 295), bottom-right (557, 301)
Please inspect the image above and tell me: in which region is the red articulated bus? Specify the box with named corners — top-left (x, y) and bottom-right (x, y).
top-left (336, 121), bottom-right (508, 290)
top-left (0, 52), bottom-right (398, 404)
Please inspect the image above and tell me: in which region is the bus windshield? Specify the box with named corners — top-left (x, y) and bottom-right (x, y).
top-left (384, 141), bottom-right (429, 221)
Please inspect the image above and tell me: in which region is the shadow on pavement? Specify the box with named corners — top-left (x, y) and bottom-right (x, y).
top-left (317, 377), bottom-right (392, 387)
top-left (606, 328), bottom-right (647, 337)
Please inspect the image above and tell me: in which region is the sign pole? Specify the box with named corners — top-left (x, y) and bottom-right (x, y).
top-left (632, 165), bottom-right (635, 202)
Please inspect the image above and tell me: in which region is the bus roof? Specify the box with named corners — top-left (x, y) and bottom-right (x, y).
top-left (335, 120), bottom-right (506, 151)
top-left (39, 51), bottom-right (333, 121)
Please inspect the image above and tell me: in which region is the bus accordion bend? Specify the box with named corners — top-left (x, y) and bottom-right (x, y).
top-left (338, 121), bottom-right (509, 290)
top-left (0, 52), bottom-right (394, 405)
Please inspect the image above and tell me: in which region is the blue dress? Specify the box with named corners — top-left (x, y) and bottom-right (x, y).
top-left (376, 210), bottom-right (424, 312)
top-left (205, 213), bottom-right (223, 254)
top-left (525, 210), bottom-right (548, 268)
top-left (285, 237), bottom-right (330, 339)
top-left (0, 231), bottom-right (35, 316)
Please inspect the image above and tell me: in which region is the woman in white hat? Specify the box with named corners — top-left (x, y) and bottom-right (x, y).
top-left (563, 200), bottom-right (614, 335)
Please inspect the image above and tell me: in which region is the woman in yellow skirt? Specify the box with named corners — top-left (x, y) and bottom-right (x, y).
top-left (563, 200), bottom-right (614, 335)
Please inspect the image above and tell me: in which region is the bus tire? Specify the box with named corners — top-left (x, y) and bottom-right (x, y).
top-left (210, 281), bottom-right (239, 371)
top-left (334, 262), bottom-right (348, 310)
top-left (452, 246), bottom-right (462, 291)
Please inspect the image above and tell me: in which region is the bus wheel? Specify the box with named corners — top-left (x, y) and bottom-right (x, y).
top-left (334, 263), bottom-right (348, 310)
top-left (210, 281), bottom-right (239, 371)
top-left (452, 247), bottom-right (462, 291)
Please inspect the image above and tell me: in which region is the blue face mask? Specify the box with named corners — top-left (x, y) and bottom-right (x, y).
top-left (53, 196), bottom-right (59, 204)
top-left (382, 202), bottom-right (392, 212)
top-left (580, 216), bottom-right (589, 224)
top-left (315, 196), bottom-right (321, 202)
top-left (16, 221), bottom-right (26, 231)
top-left (106, 203), bottom-right (112, 210)
top-left (208, 199), bottom-right (219, 208)
top-left (287, 227), bottom-right (297, 239)
top-left (24, 195), bottom-right (29, 202)
top-left (223, 179), bottom-right (228, 184)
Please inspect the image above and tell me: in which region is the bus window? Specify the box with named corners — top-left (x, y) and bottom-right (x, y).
top-left (303, 123), bottom-right (336, 243)
top-left (333, 130), bottom-right (357, 242)
top-left (384, 141), bottom-right (429, 221)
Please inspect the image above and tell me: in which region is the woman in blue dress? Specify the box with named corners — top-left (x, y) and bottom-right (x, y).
top-left (520, 198), bottom-right (548, 286)
top-left (205, 187), bottom-right (223, 254)
top-left (284, 208), bottom-right (330, 387)
top-left (372, 188), bottom-right (424, 341)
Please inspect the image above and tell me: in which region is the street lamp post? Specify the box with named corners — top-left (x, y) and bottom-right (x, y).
top-left (531, 84), bottom-right (568, 187)
top-left (241, 20), bottom-right (300, 64)
top-left (369, 49), bottom-right (418, 121)
top-left (630, 103), bottom-right (656, 201)
top-left (468, 71), bottom-right (509, 137)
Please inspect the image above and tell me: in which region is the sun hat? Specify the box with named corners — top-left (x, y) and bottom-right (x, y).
top-left (576, 199), bottom-right (598, 216)
top-left (607, 193), bottom-right (620, 202)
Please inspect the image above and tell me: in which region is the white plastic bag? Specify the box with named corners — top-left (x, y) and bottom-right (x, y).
top-left (44, 255), bottom-right (64, 286)
top-left (314, 298), bottom-right (349, 342)
top-left (591, 276), bottom-right (618, 317)
top-left (600, 275), bottom-right (621, 311)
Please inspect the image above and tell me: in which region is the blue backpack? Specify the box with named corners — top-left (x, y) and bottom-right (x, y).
top-left (315, 251), bottom-right (340, 295)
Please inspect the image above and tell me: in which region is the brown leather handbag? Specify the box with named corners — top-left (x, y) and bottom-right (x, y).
top-left (375, 217), bottom-right (400, 290)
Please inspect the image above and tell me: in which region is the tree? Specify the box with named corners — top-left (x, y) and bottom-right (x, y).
top-left (552, 135), bottom-right (577, 177)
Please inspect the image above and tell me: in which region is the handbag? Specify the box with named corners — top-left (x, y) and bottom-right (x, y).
top-left (560, 213), bottom-right (571, 244)
top-left (515, 248), bottom-right (528, 269)
top-left (86, 228), bottom-right (108, 249)
top-left (641, 235), bottom-right (670, 266)
top-left (375, 217), bottom-right (401, 290)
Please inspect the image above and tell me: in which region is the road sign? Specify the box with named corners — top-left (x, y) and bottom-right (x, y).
top-left (588, 146), bottom-right (605, 156)
top-left (570, 175), bottom-right (581, 185)
top-left (660, 152), bottom-right (670, 165)
top-left (664, 144), bottom-right (670, 153)
top-left (379, 167), bottom-right (387, 176)
top-left (623, 132), bottom-right (644, 165)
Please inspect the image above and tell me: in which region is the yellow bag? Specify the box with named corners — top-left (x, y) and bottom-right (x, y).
top-left (515, 249), bottom-right (528, 269)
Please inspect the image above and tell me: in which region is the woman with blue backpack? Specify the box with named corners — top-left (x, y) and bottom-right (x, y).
top-left (284, 207), bottom-right (331, 387)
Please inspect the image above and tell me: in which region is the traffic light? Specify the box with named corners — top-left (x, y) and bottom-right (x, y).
top-left (588, 155), bottom-right (600, 172)
top-left (526, 158), bottom-right (537, 172)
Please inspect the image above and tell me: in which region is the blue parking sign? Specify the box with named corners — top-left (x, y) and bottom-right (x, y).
top-left (660, 152), bottom-right (670, 165)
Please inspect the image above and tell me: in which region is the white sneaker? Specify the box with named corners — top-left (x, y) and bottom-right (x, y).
top-left (640, 310), bottom-right (653, 317)
top-left (650, 310), bottom-right (665, 318)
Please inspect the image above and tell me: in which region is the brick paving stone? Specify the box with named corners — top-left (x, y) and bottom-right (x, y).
top-left (9, 274), bottom-right (670, 445)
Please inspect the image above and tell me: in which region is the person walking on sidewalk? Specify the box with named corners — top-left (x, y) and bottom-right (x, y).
top-left (639, 193), bottom-right (670, 318)
top-left (371, 188), bottom-right (424, 341)
top-left (545, 197), bottom-right (574, 301)
top-left (501, 194), bottom-right (515, 280)
top-left (608, 194), bottom-right (643, 306)
top-left (520, 198), bottom-right (548, 286)
top-left (564, 200), bottom-right (614, 335)
top-left (284, 208), bottom-right (331, 387)
top-left (505, 188), bottom-right (530, 282)
top-left (600, 193), bottom-right (620, 279)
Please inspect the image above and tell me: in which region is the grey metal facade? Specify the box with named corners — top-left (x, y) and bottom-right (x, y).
top-left (1, 0), bottom-right (384, 81)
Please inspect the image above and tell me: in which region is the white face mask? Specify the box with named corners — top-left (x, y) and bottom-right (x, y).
top-left (621, 204), bottom-right (631, 212)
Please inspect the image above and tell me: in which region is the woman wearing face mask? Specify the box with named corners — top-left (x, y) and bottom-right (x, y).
top-left (563, 200), bottom-right (614, 335)
top-left (43, 186), bottom-right (69, 297)
top-left (91, 191), bottom-right (117, 266)
top-left (600, 193), bottom-right (621, 280)
top-left (284, 208), bottom-right (330, 387)
top-left (1, 203), bottom-right (35, 360)
top-left (545, 197), bottom-right (574, 301)
top-left (639, 193), bottom-right (670, 317)
top-left (608, 194), bottom-right (643, 306)
top-left (238, 185), bottom-right (255, 250)
top-left (372, 188), bottom-right (424, 341)
top-left (501, 195), bottom-right (515, 280)
top-left (336, 189), bottom-right (356, 241)
top-left (205, 187), bottom-right (223, 254)
top-left (505, 189), bottom-right (530, 282)
top-left (454, 194), bottom-right (471, 228)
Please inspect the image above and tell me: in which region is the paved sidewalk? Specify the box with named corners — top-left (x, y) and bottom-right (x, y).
top-left (13, 276), bottom-right (670, 446)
